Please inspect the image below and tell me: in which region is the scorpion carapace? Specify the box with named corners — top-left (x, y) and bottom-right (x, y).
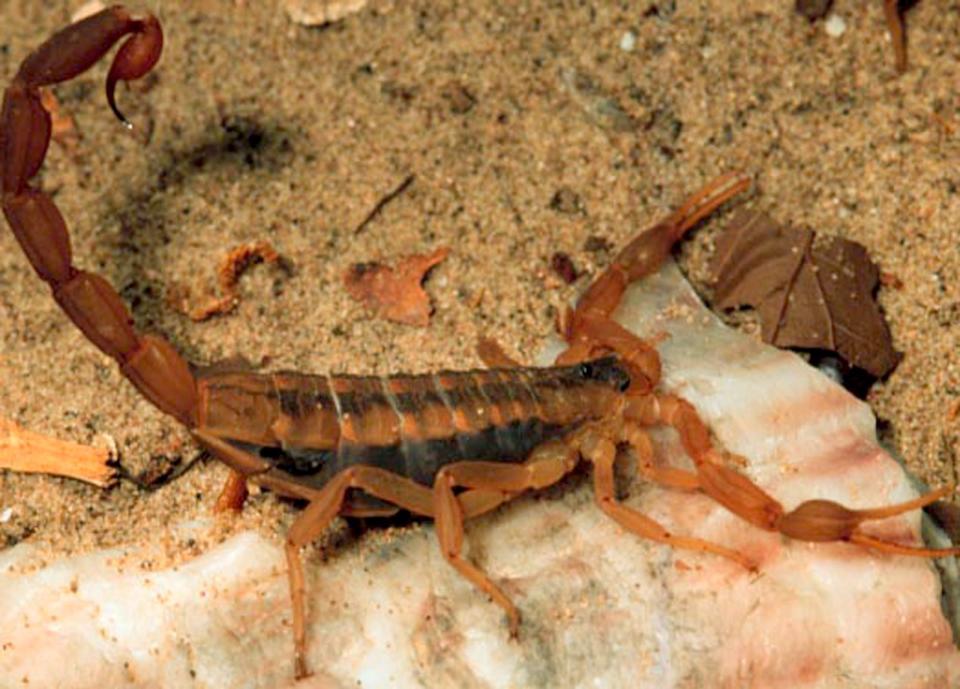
top-left (4, 7), bottom-right (959, 680)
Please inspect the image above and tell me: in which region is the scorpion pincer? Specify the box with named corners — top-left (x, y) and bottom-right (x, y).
top-left (4, 7), bottom-right (959, 680)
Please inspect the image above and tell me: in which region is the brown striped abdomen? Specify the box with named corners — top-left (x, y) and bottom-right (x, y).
top-left (197, 358), bottom-right (629, 488)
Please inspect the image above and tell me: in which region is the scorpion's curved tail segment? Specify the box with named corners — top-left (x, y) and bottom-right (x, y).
top-left (1, 7), bottom-right (197, 426)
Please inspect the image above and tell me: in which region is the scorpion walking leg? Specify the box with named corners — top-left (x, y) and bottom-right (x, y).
top-left (285, 465), bottom-right (435, 679)
top-left (580, 431), bottom-right (755, 570)
top-left (621, 420), bottom-right (700, 492)
top-left (213, 469), bottom-right (250, 512)
top-left (433, 441), bottom-right (579, 636)
top-left (634, 393), bottom-right (786, 531)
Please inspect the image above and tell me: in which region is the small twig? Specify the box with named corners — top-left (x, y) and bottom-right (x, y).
top-left (353, 173), bottom-right (415, 235)
top-left (0, 417), bottom-right (115, 487)
top-left (116, 449), bottom-right (205, 491)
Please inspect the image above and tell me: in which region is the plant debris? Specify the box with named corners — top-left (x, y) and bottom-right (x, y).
top-left (39, 88), bottom-right (80, 152)
top-left (284, 0), bottom-right (369, 26)
top-left (354, 173), bottom-right (416, 235)
top-left (709, 211), bottom-right (900, 378)
top-left (344, 247), bottom-right (449, 326)
top-left (476, 337), bottom-right (521, 368)
top-left (549, 187), bottom-right (583, 214)
top-left (0, 417), bottom-right (115, 487)
top-left (186, 241), bottom-right (281, 321)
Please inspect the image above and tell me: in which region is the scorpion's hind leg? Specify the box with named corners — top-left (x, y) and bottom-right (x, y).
top-left (283, 465), bottom-right (436, 679)
top-left (432, 441), bottom-right (579, 637)
top-left (634, 393), bottom-right (788, 532)
top-left (579, 427), bottom-right (755, 571)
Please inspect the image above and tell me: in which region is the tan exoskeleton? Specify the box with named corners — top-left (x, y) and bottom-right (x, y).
top-left (3, 7), bottom-right (957, 679)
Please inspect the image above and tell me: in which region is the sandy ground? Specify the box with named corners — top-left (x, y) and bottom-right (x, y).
top-left (1, 0), bottom-right (958, 584)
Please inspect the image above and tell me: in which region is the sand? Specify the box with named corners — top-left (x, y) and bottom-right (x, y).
top-left (1, 1), bottom-right (958, 572)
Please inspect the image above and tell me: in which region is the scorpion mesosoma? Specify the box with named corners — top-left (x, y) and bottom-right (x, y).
top-left (4, 7), bottom-right (960, 680)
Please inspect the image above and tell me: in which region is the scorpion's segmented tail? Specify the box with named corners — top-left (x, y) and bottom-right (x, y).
top-left (1, 7), bottom-right (198, 426)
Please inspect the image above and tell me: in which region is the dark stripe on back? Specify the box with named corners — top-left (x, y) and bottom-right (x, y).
top-left (236, 416), bottom-right (576, 488)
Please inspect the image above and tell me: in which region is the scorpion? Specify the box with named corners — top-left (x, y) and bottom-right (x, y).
top-left (3, 7), bottom-right (959, 680)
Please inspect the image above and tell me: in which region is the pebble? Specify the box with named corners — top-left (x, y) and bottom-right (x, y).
top-left (619, 31), bottom-right (637, 52)
top-left (825, 14), bottom-right (846, 38)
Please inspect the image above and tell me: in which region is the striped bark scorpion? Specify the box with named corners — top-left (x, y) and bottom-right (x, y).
top-left (4, 7), bottom-right (959, 680)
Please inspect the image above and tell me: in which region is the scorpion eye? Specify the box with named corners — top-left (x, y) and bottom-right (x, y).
top-left (577, 362), bottom-right (593, 378)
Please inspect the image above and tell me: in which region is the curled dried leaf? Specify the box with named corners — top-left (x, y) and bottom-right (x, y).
top-left (188, 241), bottom-right (282, 321)
top-left (0, 417), bottom-right (115, 487)
top-left (344, 247), bottom-right (449, 327)
top-left (709, 211), bottom-right (900, 378)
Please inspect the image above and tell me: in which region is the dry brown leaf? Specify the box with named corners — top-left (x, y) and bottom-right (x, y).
top-left (0, 417), bottom-right (115, 487)
top-left (344, 247), bottom-right (449, 327)
top-left (709, 211), bottom-right (900, 378)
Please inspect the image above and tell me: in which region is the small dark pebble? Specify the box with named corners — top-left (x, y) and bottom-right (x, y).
top-left (795, 0), bottom-right (833, 20)
top-left (549, 187), bottom-right (583, 214)
top-left (348, 261), bottom-right (381, 277)
top-left (441, 81), bottom-right (476, 114)
top-left (584, 235), bottom-right (613, 253)
top-left (551, 252), bottom-right (579, 284)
